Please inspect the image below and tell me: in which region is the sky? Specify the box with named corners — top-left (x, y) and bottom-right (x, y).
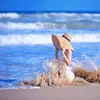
top-left (0, 0), bottom-right (100, 12)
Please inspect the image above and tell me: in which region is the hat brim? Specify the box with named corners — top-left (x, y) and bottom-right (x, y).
top-left (52, 34), bottom-right (74, 51)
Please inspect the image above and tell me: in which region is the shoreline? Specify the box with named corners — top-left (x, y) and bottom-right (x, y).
top-left (0, 85), bottom-right (100, 100)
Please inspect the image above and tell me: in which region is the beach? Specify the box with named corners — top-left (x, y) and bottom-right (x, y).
top-left (0, 1), bottom-right (100, 99)
top-left (0, 86), bottom-right (100, 100)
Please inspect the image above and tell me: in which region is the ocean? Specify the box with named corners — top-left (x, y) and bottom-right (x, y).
top-left (0, 12), bottom-right (100, 89)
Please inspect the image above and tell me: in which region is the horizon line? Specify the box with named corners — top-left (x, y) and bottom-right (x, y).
top-left (0, 10), bottom-right (100, 13)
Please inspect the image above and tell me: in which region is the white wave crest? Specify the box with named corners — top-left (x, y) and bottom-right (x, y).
top-left (0, 22), bottom-right (64, 30)
top-left (50, 13), bottom-right (100, 18)
top-left (0, 13), bottom-right (19, 18)
top-left (72, 34), bottom-right (100, 42)
top-left (0, 34), bottom-right (52, 45)
top-left (0, 33), bottom-right (100, 46)
top-left (0, 22), bottom-right (43, 29)
top-left (36, 13), bottom-right (100, 22)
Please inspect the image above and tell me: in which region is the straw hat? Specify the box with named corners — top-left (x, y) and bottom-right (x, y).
top-left (52, 34), bottom-right (74, 51)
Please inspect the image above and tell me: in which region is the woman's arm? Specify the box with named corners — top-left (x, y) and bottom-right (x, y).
top-left (62, 49), bottom-right (72, 66)
top-left (55, 48), bottom-right (59, 60)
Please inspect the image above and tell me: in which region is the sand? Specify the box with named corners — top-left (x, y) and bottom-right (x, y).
top-left (0, 86), bottom-right (100, 100)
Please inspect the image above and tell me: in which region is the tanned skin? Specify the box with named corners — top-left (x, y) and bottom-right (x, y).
top-left (55, 48), bottom-right (72, 66)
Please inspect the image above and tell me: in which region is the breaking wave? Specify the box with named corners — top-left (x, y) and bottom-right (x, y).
top-left (0, 34), bottom-right (51, 45)
top-left (1, 12), bottom-right (100, 19)
top-left (0, 33), bottom-right (100, 45)
top-left (0, 13), bottom-right (19, 18)
top-left (0, 12), bottom-right (100, 29)
top-left (1, 21), bottom-right (100, 30)
top-left (72, 34), bottom-right (100, 42)
top-left (0, 22), bottom-right (43, 29)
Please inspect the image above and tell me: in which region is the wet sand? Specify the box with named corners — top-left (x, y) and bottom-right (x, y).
top-left (0, 86), bottom-right (100, 100)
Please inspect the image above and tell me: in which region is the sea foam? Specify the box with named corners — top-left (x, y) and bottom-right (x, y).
top-left (0, 13), bottom-right (19, 18)
top-left (0, 22), bottom-right (43, 29)
top-left (0, 33), bottom-right (100, 46)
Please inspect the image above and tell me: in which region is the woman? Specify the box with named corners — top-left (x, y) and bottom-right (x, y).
top-left (52, 33), bottom-right (75, 84)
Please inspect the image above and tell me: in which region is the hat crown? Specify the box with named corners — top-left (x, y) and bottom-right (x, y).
top-left (63, 34), bottom-right (72, 41)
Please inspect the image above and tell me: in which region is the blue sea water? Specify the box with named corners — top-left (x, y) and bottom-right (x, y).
top-left (0, 12), bottom-right (100, 89)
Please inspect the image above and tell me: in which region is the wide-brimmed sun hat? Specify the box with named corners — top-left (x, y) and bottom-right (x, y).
top-left (52, 34), bottom-right (74, 51)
